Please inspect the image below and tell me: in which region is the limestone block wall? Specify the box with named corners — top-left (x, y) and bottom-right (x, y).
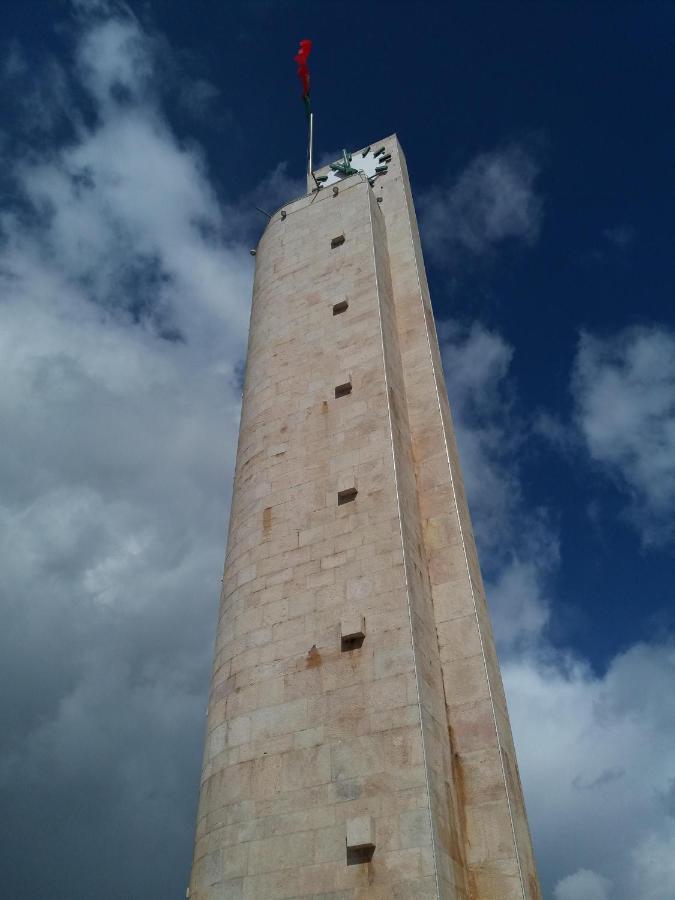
top-left (368, 189), bottom-right (469, 900)
top-left (189, 136), bottom-right (540, 900)
top-left (374, 136), bottom-right (541, 900)
top-left (191, 175), bottom-right (440, 898)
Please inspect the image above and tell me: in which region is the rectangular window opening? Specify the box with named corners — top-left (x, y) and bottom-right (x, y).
top-left (332, 300), bottom-right (349, 316)
top-left (334, 381), bottom-right (352, 399)
top-left (341, 634), bottom-right (365, 652)
top-left (347, 845), bottom-right (375, 866)
top-left (337, 487), bottom-right (358, 506)
top-left (331, 234), bottom-right (346, 249)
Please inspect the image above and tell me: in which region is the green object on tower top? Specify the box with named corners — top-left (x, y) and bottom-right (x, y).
top-left (330, 149), bottom-right (358, 177)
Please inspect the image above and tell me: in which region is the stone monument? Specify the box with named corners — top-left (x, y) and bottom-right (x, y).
top-left (188, 136), bottom-right (540, 899)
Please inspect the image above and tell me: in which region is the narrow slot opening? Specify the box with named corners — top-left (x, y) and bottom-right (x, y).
top-left (332, 300), bottom-right (349, 316)
top-left (337, 487), bottom-right (358, 506)
top-left (334, 381), bottom-right (352, 399)
top-left (331, 234), bottom-right (346, 248)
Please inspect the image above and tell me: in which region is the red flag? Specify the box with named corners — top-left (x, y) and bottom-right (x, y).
top-left (294, 39), bottom-right (312, 113)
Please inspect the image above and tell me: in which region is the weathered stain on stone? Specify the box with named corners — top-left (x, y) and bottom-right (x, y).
top-left (445, 727), bottom-right (472, 900)
top-left (450, 739), bottom-right (468, 847)
top-left (306, 644), bottom-right (321, 668)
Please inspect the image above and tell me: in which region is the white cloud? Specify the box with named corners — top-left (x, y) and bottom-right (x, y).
top-left (441, 321), bottom-right (557, 652)
top-left (506, 643), bottom-right (675, 900)
top-left (488, 558), bottom-right (551, 648)
top-left (573, 326), bottom-right (675, 545)
top-left (440, 320), bottom-right (517, 548)
top-left (442, 321), bottom-right (675, 899)
top-left (420, 143), bottom-right (542, 265)
top-left (632, 827), bottom-right (675, 900)
top-left (0, 5), bottom-right (255, 896)
top-left (554, 869), bottom-right (612, 900)
top-left (76, 13), bottom-right (153, 107)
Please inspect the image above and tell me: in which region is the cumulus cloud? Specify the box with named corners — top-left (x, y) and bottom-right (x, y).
top-left (441, 321), bottom-right (557, 652)
top-left (440, 322), bottom-right (514, 526)
top-left (572, 326), bottom-right (675, 545)
top-left (0, 4), bottom-right (255, 897)
top-left (507, 642), bottom-right (675, 900)
top-left (442, 322), bottom-right (675, 899)
top-left (487, 557), bottom-right (551, 650)
top-left (420, 143), bottom-right (542, 266)
top-left (631, 826), bottom-right (675, 899)
top-left (554, 869), bottom-right (612, 900)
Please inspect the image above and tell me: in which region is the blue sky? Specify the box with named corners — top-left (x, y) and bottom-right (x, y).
top-left (0, 2), bottom-right (674, 899)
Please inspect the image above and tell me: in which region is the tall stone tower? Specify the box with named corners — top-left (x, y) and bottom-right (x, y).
top-left (189, 136), bottom-right (540, 900)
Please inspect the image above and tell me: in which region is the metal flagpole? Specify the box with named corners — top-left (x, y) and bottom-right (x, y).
top-left (307, 111), bottom-right (318, 190)
top-left (294, 39), bottom-right (316, 190)
top-left (308, 112), bottom-right (314, 180)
